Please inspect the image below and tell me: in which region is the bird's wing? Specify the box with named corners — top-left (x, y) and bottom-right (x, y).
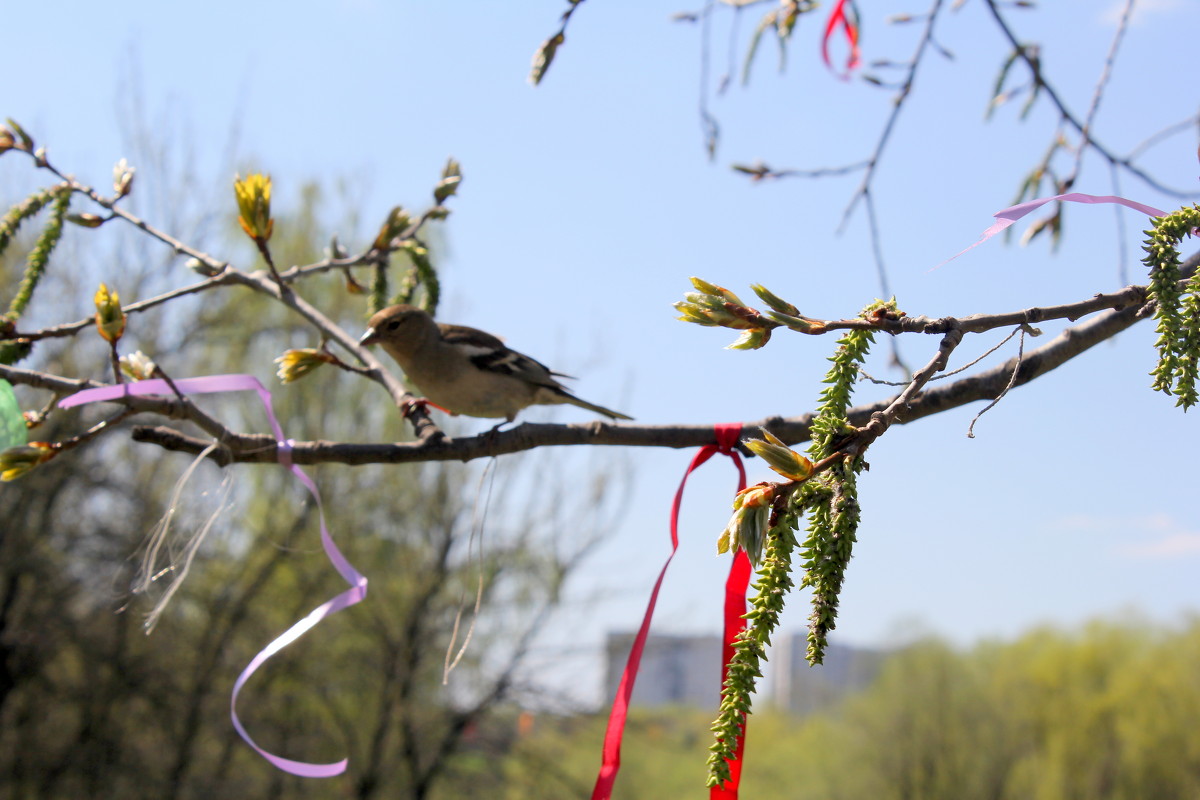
top-left (439, 323), bottom-right (566, 389)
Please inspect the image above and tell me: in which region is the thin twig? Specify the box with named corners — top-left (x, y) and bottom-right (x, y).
top-left (839, 0), bottom-right (948, 232)
top-left (982, 0), bottom-right (1198, 199)
top-left (1126, 114), bottom-right (1200, 163)
top-left (1110, 160), bottom-right (1130, 286)
top-left (699, 0), bottom-right (720, 158)
top-left (966, 326), bottom-right (1025, 437)
top-left (860, 325), bottom-right (1021, 386)
top-left (1065, 0), bottom-right (1134, 187)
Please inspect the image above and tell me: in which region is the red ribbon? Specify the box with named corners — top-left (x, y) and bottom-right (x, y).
top-left (591, 423), bottom-right (748, 799)
top-left (712, 547), bottom-right (752, 798)
top-left (821, 0), bottom-right (861, 79)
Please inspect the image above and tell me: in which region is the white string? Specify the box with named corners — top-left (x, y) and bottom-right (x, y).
top-left (443, 458), bottom-right (497, 683)
top-left (134, 442), bottom-right (234, 632)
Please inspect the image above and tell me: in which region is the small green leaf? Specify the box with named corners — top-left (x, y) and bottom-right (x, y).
top-left (0, 380), bottom-right (26, 450)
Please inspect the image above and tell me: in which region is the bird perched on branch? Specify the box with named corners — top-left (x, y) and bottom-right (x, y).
top-left (359, 304), bottom-right (632, 423)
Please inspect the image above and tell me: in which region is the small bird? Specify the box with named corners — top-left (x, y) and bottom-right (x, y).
top-left (359, 304), bottom-right (632, 423)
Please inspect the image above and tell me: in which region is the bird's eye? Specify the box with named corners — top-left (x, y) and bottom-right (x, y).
top-left (385, 319), bottom-right (402, 331)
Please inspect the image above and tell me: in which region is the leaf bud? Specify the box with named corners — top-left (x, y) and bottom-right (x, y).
top-left (0, 442), bottom-right (56, 481)
top-left (744, 429), bottom-right (814, 481)
top-left (233, 173), bottom-right (274, 242)
top-left (93, 283), bottom-right (126, 343)
top-left (275, 348), bottom-right (336, 384)
top-left (113, 158), bottom-right (136, 198)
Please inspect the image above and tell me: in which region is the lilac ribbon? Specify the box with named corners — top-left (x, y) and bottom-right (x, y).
top-left (60, 374), bottom-right (368, 778)
top-left (940, 192), bottom-right (1167, 267)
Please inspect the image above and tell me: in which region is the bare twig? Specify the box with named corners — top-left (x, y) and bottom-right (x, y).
top-left (731, 160), bottom-right (871, 181)
top-left (1126, 114), bottom-right (1200, 163)
top-left (860, 325), bottom-right (1022, 386)
top-left (7, 251), bottom-right (1193, 467)
top-left (839, 0), bottom-right (948, 231)
top-left (982, 0), bottom-right (1199, 199)
top-left (1065, 0), bottom-right (1134, 188)
top-left (965, 326), bottom-right (1025, 437)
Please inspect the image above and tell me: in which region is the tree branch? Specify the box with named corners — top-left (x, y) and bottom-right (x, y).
top-left (117, 282), bottom-right (1165, 466)
top-left (982, 0), bottom-right (1199, 199)
top-left (8, 250), bottom-right (1193, 468)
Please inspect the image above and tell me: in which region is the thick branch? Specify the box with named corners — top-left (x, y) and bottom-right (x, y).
top-left (121, 287), bottom-right (1156, 465)
top-left (8, 248), bottom-right (1192, 466)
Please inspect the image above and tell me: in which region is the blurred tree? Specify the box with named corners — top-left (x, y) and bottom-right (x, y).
top-left (0, 177), bottom-right (616, 799)
top-left (506, 621), bottom-right (1200, 799)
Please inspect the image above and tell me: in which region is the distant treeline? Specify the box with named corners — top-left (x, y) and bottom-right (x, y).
top-left (506, 618), bottom-right (1200, 799)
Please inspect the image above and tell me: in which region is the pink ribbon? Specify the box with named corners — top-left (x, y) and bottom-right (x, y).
top-left (941, 192), bottom-right (1167, 267)
top-left (60, 374), bottom-right (368, 778)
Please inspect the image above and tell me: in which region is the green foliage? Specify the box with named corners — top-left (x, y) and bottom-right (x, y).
top-left (1145, 205), bottom-right (1200, 407)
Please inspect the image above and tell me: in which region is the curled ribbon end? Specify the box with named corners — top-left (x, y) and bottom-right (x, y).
top-left (62, 373), bottom-right (366, 779)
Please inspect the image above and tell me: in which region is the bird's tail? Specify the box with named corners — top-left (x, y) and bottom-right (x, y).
top-left (558, 391), bottom-right (632, 421)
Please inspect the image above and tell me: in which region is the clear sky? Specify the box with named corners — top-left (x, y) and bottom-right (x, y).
top-left (5, 0), bottom-right (1199, 705)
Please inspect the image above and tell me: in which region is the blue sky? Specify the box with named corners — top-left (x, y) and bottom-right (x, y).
top-left (5, 0), bottom-right (1200, 704)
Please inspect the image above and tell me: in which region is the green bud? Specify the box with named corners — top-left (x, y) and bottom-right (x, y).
top-left (93, 283), bottom-right (126, 343)
top-left (373, 206), bottom-right (413, 250)
top-left (119, 350), bottom-right (157, 381)
top-left (113, 158), bottom-right (135, 198)
top-left (765, 310), bottom-right (818, 332)
top-left (744, 430), bottom-right (814, 481)
top-left (751, 283), bottom-right (800, 316)
top-left (727, 327), bottom-right (772, 350)
top-left (5, 118), bottom-right (33, 151)
top-left (433, 158), bottom-right (462, 204)
top-left (275, 348), bottom-right (336, 384)
top-left (0, 442), bottom-right (55, 481)
top-left (674, 302), bottom-right (721, 326)
top-left (67, 213), bottom-right (105, 229)
top-left (689, 277), bottom-right (745, 306)
top-left (233, 173), bottom-right (273, 242)
top-left (529, 32), bottom-right (564, 86)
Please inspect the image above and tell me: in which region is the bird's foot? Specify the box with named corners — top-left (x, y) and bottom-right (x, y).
top-left (401, 397), bottom-right (454, 419)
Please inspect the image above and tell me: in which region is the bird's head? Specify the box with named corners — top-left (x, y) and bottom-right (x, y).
top-left (359, 304), bottom-right (432, 349)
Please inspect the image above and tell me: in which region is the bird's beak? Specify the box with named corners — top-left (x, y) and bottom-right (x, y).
top-left (359, 328), bottom-right (379, 347)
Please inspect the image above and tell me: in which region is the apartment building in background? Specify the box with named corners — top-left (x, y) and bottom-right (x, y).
top-left (602, 630), bottom-right (884, 714)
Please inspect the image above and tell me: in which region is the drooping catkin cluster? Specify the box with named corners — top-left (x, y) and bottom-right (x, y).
top-left (1146, 205), bottom-right (1200, 408)
top-left (799, 311), bottom-right (883, 665)
top-left (705, 297), bottom-right (891, 788)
